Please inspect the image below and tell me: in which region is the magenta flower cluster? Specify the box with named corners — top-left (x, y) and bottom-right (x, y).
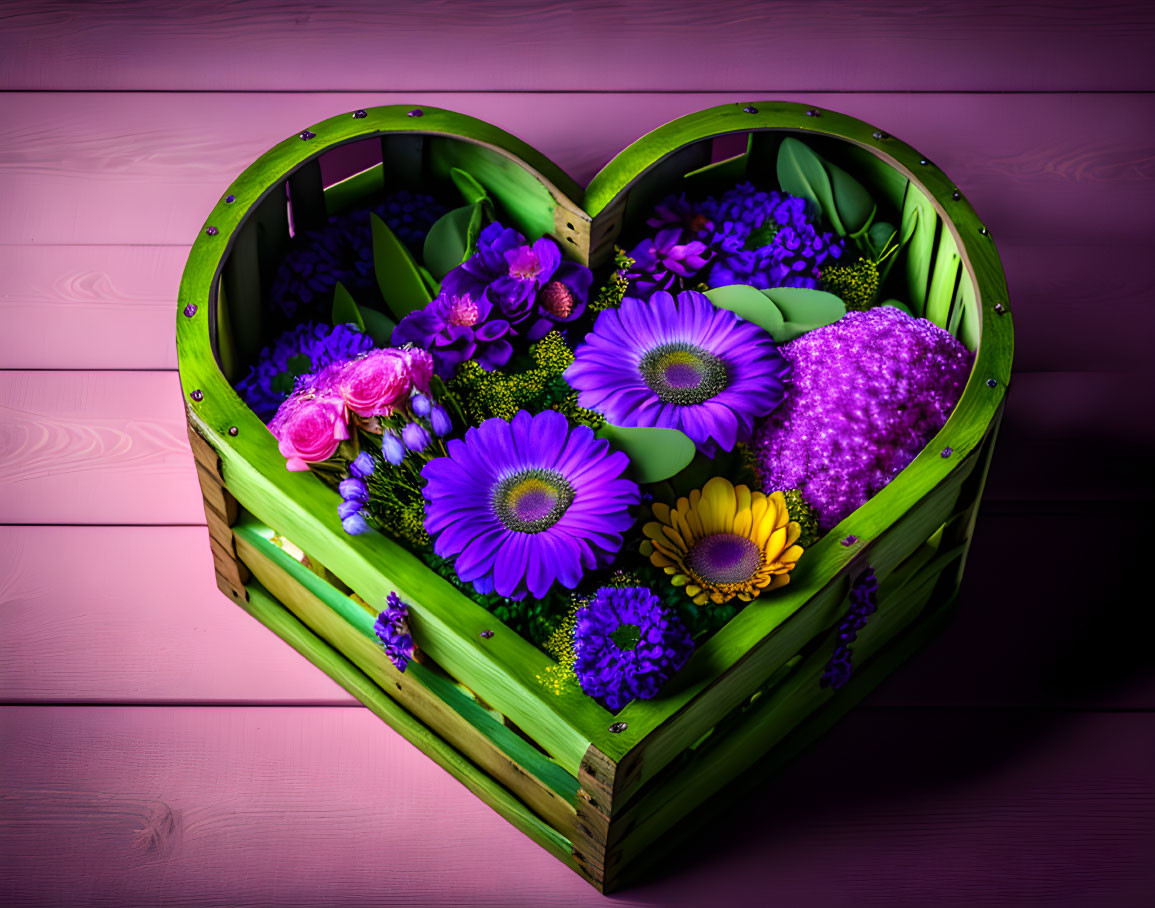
top-left (752, 307), bottom-right (973, 531)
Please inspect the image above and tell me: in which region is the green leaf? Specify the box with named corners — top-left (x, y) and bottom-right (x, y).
top-left (826, 161), bottom-right (875, 238)
top-left (900, 184), bottom-right (937, 317)
top-left (269, 371), bottom-right (296, 395)
top-left (358, 305), bottom-right (397, 347)
top-left (777, 137), bottom-right (844, 234)
top-left (424, 202), bottom-right (484, 282)
top-left (286, 354), bottom-right (312, 376)
top-left (830, 144), bottom-right (910, 212)
top-left (331, 281), bottom-right (365, 332)
top-left (595, 423), bottom-right (696, 485)
top-left (704, 284), bottom-right (786, 341)
top-left (760, 287), bottom-right (847, 341)
top-left (868, 221), bottom-right (898, 258)
top-left (879, 298), bottom-right (914, 316)
top-left (371, 212), bottom-right (432, 322)
top-left (682, 135), bottom-right (751, 189)
top-left (416, 264), bottom-right (441, 298)
top-left (925, 226), bottom-right (961, 329)
top-left (449, 167), bottom-right (491, 206)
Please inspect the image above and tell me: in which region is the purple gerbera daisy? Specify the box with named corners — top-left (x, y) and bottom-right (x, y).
top-left (565, 289), bottom-right (791, 456)
top-left (420, 410), bottom-right (641, 600)
top-left (572, 586), bottom-right (694, 711)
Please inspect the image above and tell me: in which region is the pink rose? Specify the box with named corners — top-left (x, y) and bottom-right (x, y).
top-left (334, 349), bottom-right (411, 418)
top-left (403, 347), bottom-right (434, 394)
top-left (269, 391), bottom-right (349, 471)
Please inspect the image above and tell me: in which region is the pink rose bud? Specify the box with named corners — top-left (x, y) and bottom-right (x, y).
top-left (269, 391), bottom-right (349, 471)
top-left (403, 347), bottom-right (434, 394)
top-left (334, 349), bottom-right (411, 418)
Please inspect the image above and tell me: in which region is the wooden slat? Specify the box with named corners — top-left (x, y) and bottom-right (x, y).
top-left (1, 370), bottom-right (1147, 527)
top-left (4, 241), bottom-right (1149, 373)
top-left (0, 93), bottom-right (1152, 248)
top-left (2, 1), bottom-right (1153, 92)
top-left (2, 509), bottom-right (1150, 709)
top-left (1, 705), bottom-right (1150, 904)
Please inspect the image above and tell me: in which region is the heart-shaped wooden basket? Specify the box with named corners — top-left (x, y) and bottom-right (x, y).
top-left (177, 102), bottom-right (1012, 892)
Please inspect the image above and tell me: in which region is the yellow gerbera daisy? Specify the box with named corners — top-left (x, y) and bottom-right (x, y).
top-left (641, 476), bottom-right (803, 606)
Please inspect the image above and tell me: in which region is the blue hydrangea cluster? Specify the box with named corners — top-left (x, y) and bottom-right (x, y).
top-left (235, 321), bottom-right (375, 422)
top-left (626, 182), bottom-right (844, 297)
top-left (572, 586), bottom-right (694, 711)
top-left (270, 190), bottom-right (446, 318)
top-left (374, 591), bottom-right (415, 673)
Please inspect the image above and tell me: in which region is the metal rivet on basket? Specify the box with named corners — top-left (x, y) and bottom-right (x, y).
top-left (224, 194), bottom-right (236, 204)
top-left (479, 629), bottom-right (494, 639)
top-left (941, 447), bottom-right (953, 458)
top-left (919, 159), bottom-right (930, 166)
top-left (183, 303), bottom-right (198, 318)
top-left (952, 190), bottom-right (961, 200)
top-left (205, 226), bottom-right (219, 236)
top-left (841, 535), bottom-right (858, 546)
top-left (609, 722), bottom-right (628, 734)
top-left (352, 109), bottom-right (368, 118)
top-left (979, 227), bottom-right (989, 236)
top-left (987, 378), bottom-right (998, 388)
top-left (742, 105), bottom-right (758, 114)
top-left (806, 109), bottom-right (821, 117)
top-left (994, 302), bottom-right (1006, 315)
top-left (190, 389), bottom-right (203, 402)
top-left (228, 426), bottom-right (239, 436)
top-left (408, 109), bottom-right (423, 117)
top-left (299, 129), bottom-right (316, 140)
top-left (872, 131), bottom-right (889, 140)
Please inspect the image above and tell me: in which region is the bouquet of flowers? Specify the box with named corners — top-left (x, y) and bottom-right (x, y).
top-left (235, 137), bottom-right (972, 712)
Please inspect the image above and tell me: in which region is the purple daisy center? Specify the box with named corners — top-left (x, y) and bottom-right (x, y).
top-left (687, 533), bottom-right (762, 585)
top-left (492, 468), bottom-right (575, 534)
top-left (639, 342), bottom-right (728, 405)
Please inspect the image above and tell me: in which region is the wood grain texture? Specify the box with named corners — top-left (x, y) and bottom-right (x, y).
top-left (2, 513), bottom-right (1149, 710)
top-left (2, 370), bottom-right (1148, 526)
top-left (1, 92), bottom-right (1152, 249)
top-left (1, 705), bottom-right (1150, 905)
top-left (2, 0), bottom-right (1153, 92)
top-left (5, 238), bottom-right (1149, 374)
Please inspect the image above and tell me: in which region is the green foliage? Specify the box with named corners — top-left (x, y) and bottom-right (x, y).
top-left (423, 202), bottom-right (484, 282)
top-left (822, 258), bottom-right (881, 313)
top-left (705, 284), bottom-right (845, 342)
top-left (900, 183), bottom-right (937, 317)
top-left (331, 281), bottom-right (366, 332)
top-left (595, 423), bottom-right (697, 485)
top-left (357, 306), bottom-right (397, 347)
top-left (783, 488), bottom-right (820, 549)
top-left (703, 284), bottom-right (786, 340)
top-left (589, 248), bottom-right (634, 313)
top-left (777, 136), bottom-right (843, 234)
top-left (449, 167), bottom-right (491, 207)
top-left (371, 212), bottom-right (432, 322)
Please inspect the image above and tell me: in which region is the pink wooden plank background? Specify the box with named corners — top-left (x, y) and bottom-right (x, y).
top-left (1, 2), bottom-right (1152, 903)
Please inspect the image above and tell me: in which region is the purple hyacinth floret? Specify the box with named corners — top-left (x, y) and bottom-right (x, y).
top-left (235, 321), bottom-right (375, 422)
top-left (572, 587), bottom-right (694, 711)
top-left (269, 190), bottom-right (446, 318)
top-left (753, 307), bottom-right (973, 532)
top-left (374, 591), bottom-right (415, 673)
top-left (394, 221), bottom-right (593, 378)
top-left (820, 568), bottom-right (879, 690)
top-left (625, 227), bottom-right (711, 296)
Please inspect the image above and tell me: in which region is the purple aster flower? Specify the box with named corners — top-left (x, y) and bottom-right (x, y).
top-left (348, 451), bottom-right (375, 479)
top-left (572, 586), bottom-right (694, 711)
top-left (752, 307), bottom-right (973, 531)
top-left (392, 291), bottom-right (512, 379)
top-left (401, 421), bottom-right (431, 453)
top-left (338, 477), bottom-right (369, 502)
top-left (441, 222), bottom-right (527, 302)
top-left (420, 410), bottom-right (641, 600)
top-left (382, 431), bottom-right (405, 465)
top-left (235, 322), bottom-right (375, 422)
top-left (626, 227), bottom-right (711, 297)
top-left (337, 499), bottom-right (364, 520)
top-left (410, 391), bottom-right (432, 417)
top-left (565, 290), bottom-right (791, 457)
top-left (429, 404), bottom-right (452, 437)
top-left (374, 591), bottom-right (415, 673)
top-left (342, 512), bottom-right (371, 535)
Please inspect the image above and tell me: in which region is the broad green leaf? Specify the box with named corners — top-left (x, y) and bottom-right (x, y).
top-left (777, 137), bottom-right (844, 234)
top-left (831, 144), bottom-right (910, 212)
top-left (760, 287), bottom-right (847, 341)
top-left (331, 281), bottom-right (365, 332)
top-left (900, 184), bottom-right (937, 317)
top-left (595, 423), bottom-right (696, 485)
top-left (371, 212), bottom-right (432, 322)
top-left (286, 354), bottom-right (312, 376)
top-left (955, 277), bottom-right (979, 350)
top-left (416, 264), bottom-right (441, 297)
top-left (358, 306), bottom-right (397, 347)
top-left (424, 202), bottom-right (484, 282)
top-left (868, 221), bottom-right (898, 258)
top-left (826, 161), bottom-right (875, 238)
top-left (269, 371), bottom-right (296, 395)
top-left (449, 167), bottom-right (491, 206)
top-left (705, 284), bottom-right (786, 341)
top-left (879, 298), bottom-right (914, 316)
top-left (924, 224), bottom-right (961, 329)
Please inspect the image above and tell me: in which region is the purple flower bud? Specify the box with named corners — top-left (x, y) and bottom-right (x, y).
top-left (349, 451), bottom-right (375, 478)
top-left (337, 499), bottom-right (363, 520)
top-left (410, 391), bottom-right (432, 417)
top-left (338, 477), bottom-right (368, 502)
top-left (402, 421), bottom-right (430, 453)
top-left (429, 404), bottom-right (452, 437)
top-left (341, 513), bottom-right (371, 535)
top-left (382, 432), bottom-right (405, 465)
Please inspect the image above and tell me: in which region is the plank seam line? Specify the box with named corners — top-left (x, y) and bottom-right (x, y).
top-left (1, 88), bottom-right (1153, 95)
